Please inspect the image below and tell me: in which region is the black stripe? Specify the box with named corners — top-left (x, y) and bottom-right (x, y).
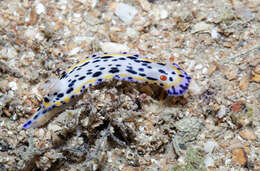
top-left (146, 76), bottom-right (157, 81)
top-left (100, 56), bottom-right (113, 59)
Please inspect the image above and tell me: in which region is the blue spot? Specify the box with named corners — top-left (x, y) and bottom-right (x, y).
top-left (92, 71), bottom-right (102, 77)
top-left (92, 59), bottom-right (101, 63)
top-left (168, 89), bottom-right (173, 95)
top-left (57, 93), bottom-right (64, 98)
top-left (66, 87), bottom-right (74, 94)
top-left (126, 69), bottom-right (137, 75)
top-left (33, 114), bottom-right (39, 120)
top-left (78, 76), bottom-right (86, 80)
top-left (139, 73), bottom-right (146, 77)
top-left (138, 68), bottom-right (144, 72)
top-left (23, 120), bottom-right (32, 129)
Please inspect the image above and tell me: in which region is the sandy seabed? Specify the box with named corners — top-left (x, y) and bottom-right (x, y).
top-left (0, 0), bottom-right (259, 170)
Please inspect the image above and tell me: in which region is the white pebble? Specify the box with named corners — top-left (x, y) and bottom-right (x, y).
top-left (195, 64), bottom-right (203, 70)
top-left (139, 0), bottom-right (151, 11)
top-left (204, 155), bottom-right (215, 167)
top-left (68, 47), bottom-right (81, 56)
top-left (35, 3), bottom-right (46, 14)
top-left (90, 0), bottom-right (98, 8)
top-left (8, 81), bottom-right (18, 91)
top-left (100, 42), bottom-right (129, 53)
top-left (73, 13), bottom-right (81, 18)
top-left (187, 60), bottom-right (195, 72)
top-left (217, 105), bottom-right (226, 118)
top-left (74, 36), bottom-right (88, 42)
top-left (236, 7), bottom-right (254, 21)
top-left (115, 3), bottom-right (137, 24)
top-left (204, 140), bottom-right (218, 153)
top-left (191, 22), bottom-right (214, 33)
top-left (48, 124), bottom-right (62, 132)
top-left (0, 15), bottom-right (8, 27)
top-left (76, 0), bottom-right (87, 3)
top-left (211, 27), bottom-right (219, 39)
top-left (160, 9), bottom-right (168, 19)
top-left (152, 6), bottom-right (169, 20)
top-left (32, 86), bottom-right (41, 97)
top-left (189, 80), bottom-right (204, 96)
top-left (0, 47), bottom-right (18, 59)
top-left (37, 128), bottom-right (45, 137)
top-left (24, 27), bottom-right (44, 41)
top-left (126, 28), bottom-right (139, 39)
top-left (225, 158), bottom-right (232, 165)
top-left (202, 67), bottom-right (208, 74)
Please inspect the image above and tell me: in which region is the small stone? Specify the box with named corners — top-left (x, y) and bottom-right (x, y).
top-left (152, 6), bottom-right (169, 20)
top-left (0, 47), bottom-right (18, 59)
top-left (8, 81), bottom-right (18, 91)
top-left (211, 27), bottom-right (219, 39)
top-left (76, 0), bottom-right (87, 3)
top-left (3, 108), bottom-right (11, 117)
top-left (48, 124), bottom-right (62, 132)
top-left (220, 65), bottom-right (238, 81)
top-left (204, 140), bottom-right (219, 154)
top-left (138, 0), bottom-right (151, 12)
top-left (195, 64), bottom-right (203, 70)
top-left (68, 47), bottom-right (81, 56)
top-left (239, 76), bottom-right (249, 91)
top-left (231, 107), bottom-right (253, 127)
top-left (175, 117), bottom-right (202, 142)
top-left (35, 3), bottom-right (46, 15)
top-left (235, 7), bottom-right (254, 21)
top-left (159, 9), bottom-right (168, 19)
top-left (28, 8), bottom-right (38, 25)
top-left (37, 128), bottom-right (45, 137)
top-left (80, 117), bottom-right (89, 128)
top-left (231, 148), bottom-right (248, 166)
top-left (251, 73), bottom-right (260, 82)
top-left (213, 104), bottom-right (220, 111)
top-left (231, 101), bottom-right (243, 113)
top-left (253, 65), bottom-right (260, 74)
top-left (239, 129), bottom-right (256, 140)
top-left (126, 28), bottom-right (139, 39)
top-left (208, 64), bottom-right (217, 75)
top-left (204, 155), bottom-right (215, 168)
top-left (0, 73), bottom-right (8, 86)
top-left (220, 8), bottom-right (235, 24)
top-left (189, 80), bottom-right (205, 96)
top-left (217, 105), bottom-right (226, 118)
top-left (191, 22), bottom-right (214, 34)
top-left (100, 42), bottom-right (129, 53)
top-left (202, 67), bottom-right (208, 74)
top-left (115, 3), bottom-right (137, 24)
top-left (24, 27), bottom-right (44, 41)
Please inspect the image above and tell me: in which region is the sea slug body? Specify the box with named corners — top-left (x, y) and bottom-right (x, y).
top-left (22, 52), bottom-right (191, 129)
